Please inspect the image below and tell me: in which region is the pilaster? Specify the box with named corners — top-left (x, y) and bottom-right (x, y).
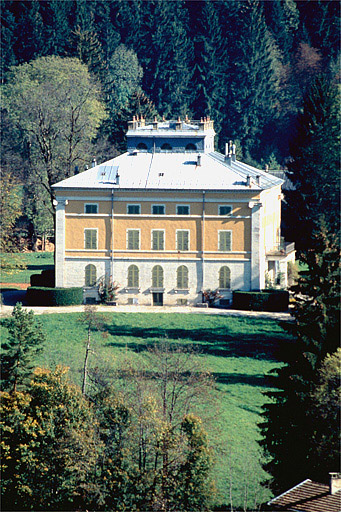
top-left (249, 202), bottom-right (265, 290)
top-left (55, 199), bottom-right (67, 287)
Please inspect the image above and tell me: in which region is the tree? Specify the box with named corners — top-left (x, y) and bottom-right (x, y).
top-left (259, 222), bottom-right (340, 493)
top-left (285, 75), bottom-right (340, 254)
top-left (228, 1), bottom-right (281, 161)
top-left (1, 366), bottom-right (99, 511)
top-left (1, 303), bottom-right (46, 393)
top-left (3, 56), bottom-right (107, 213)
top-left (0, 171), bottom-right (22, 252)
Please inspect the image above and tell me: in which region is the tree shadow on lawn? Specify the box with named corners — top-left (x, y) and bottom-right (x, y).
top-left (26, 263), bottom-right (53, 272)
top-left (104, 323), bottom-right (293, 362)
top-left (1, 288), bottom-right (27, 306)
top-left (213, 372), bottom-right (270, 388)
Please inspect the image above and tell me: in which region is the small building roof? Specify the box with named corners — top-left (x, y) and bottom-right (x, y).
top-left (268, 479), bottom-right (341, 512)
top-left (52, 151), bottom-right (283, 192)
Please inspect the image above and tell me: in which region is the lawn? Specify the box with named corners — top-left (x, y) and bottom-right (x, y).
top-left (1, 311), bottom-right (293, 509)
top-left (0, 252), bottom-right (54, 283)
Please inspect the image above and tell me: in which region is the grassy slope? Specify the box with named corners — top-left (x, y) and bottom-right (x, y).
top-left (1, 312), bottom-right (292, 508)
top-left (0, 252), bottom-right (54, 283)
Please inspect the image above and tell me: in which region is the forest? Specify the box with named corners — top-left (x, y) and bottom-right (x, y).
top-left (1, 0), bottom-right (340, 248)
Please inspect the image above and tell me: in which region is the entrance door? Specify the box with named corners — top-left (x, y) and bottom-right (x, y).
top-left (153, 292), bottom-right (163, 306)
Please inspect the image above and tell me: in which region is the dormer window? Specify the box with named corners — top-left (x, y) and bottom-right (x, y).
top-left (185, 143), bottom-right (196, 151)
top-left (161, 143), bottom-right (172, 151)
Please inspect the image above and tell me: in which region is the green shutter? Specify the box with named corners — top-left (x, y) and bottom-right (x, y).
top-left (219, 266), bottom-right (231, 288)
top-left (128, 265), bottom-right (139, 287)
top-left (152, 265), bottom-right (163, 288)
top-left (152, 231), bottom-right (164, 250)
top-left (85, 264), bottom-right (96, 286)
top-left (177, 230), bottom-right (189, 251)
top-left (128, 230), bottom-right (139, 250)
top-left (177, 265), bottom-right (188, 289)
top-left (219, 231), bottom-right (231, 251)
top-left (85, 229), bottom-right (97, 249)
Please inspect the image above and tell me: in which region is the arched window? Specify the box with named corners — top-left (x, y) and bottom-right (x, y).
top-left (85, 264), bottom-right (96, 286)
top-left (177, 265), bottom-right (188, 289)
top-left (137, 142), bottom-right (147, 150)
top-left (161, 143), bottom-right (172, 150)
top-left (219, 266), bottom-right (231, 289)
top-left (185, 143), bottom-right (196, 151)
top-left (152, 265), bottom-right (164, 288)
top-left (128, 265), bottom-right (139, 288)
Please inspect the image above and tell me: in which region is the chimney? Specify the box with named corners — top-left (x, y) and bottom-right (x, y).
top-left (140, 115), bottom-right (145, 127)
top-left (197, 154), bottom-right (201, 166)
top-left (224, 143), bottom-right (232, 164)
top-left (176, 116), bottom-right (182, 130)
top-left (265, 164), bottom-right (269, 172)
top-left (92, 158), bottom-right (97, 168)
top-left (232, 143), bottom-right (236, 162)
top-left (329, 473), bottom-right (341, 495)
top-left (116, 172), bottom-right (120, 185)
top-left (246, 175), bottom-right (251, 187)
top-left (153, 116), bottom-right (158, 130)
top-left (74, 165), bottom-right (79, 175)
top-left (256, 175), bottom-right (261, 186)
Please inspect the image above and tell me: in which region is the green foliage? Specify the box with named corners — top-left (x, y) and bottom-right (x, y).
top-left (260, 222), bottom-right (340, 493)
top-left (26, 287), bottom-right (83, 306)
top-left (233, 290), bottom-right (289, 312)
top-left (30, 269), bottom-right (55, 288)
top-left (285, 75), bottom-right (340, 254)
top-left (1, 366), bottom-right (98, 511)
top-left (3, 56), bottom-right (107, 210)
top-left (1, 303), bottom-right (45, 392)
top-left (0, 172), bottom-right (23, 252)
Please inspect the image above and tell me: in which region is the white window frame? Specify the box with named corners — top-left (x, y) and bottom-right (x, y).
top-left (84, 203), bottom-right (99, 214)
top-left (218, 230), bottom-right (232, 252)
top-left (127, 204), bottom-right (141, 215)
top-left (176, 204), bottom-right (190, 215)
top-left (151, 204), bottom-right (165, 215)
top-left (84, 228), bottom-right (98, 250)
top-left (126, 228), bottom-right (141, 250)
top-left (151, 229), bottom-right (165, 250)
top-left (218, 205), bottom-right (232, 216)
top-left (176, 229), bottom-right (190, 251)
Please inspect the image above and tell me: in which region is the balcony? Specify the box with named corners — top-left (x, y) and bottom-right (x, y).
top-left (266, 240), bottom-right (295, 258)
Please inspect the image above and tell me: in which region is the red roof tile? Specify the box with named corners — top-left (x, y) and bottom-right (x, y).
top-left (268, 479), bottom-right (341, 512)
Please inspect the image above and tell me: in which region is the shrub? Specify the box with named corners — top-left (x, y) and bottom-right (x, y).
top-left (30, 269), bottom-right (55, 288)
top-left (232, 290), bottom-right (289, 312)
top-left (26, 287), bottom-right (83, 306)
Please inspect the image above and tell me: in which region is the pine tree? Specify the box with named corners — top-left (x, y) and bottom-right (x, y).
top-left (228, 1), bottom-right (281, 161)
top-left (285, 75), bottom-right (340, 254)
top-left (1, 303), bottom-right (46, 393)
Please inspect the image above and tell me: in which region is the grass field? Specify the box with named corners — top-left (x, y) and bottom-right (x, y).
top-left (0, 252), bottom-right (54, 283)
top-left (1, 311), bottom-right (293, 508)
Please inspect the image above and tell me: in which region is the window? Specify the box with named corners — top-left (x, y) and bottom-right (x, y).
top-left (127, 204), bottom-right (141, 215)
top-left (152, 265), bottom-right (164, 288)
top-left (84, 229), bottom-right (97, 249)
top-left (152, 230), bottom-right (165, 250)
top-left (127, 229), bottom-right (140, 250)
top-left (85, 264), bottom-right (96, 286)
top-left (176, 205), bottom-right (190, 215)
top-left (177, 265), bottom-right (188, 289)
top-left (161, 143), bottom-right (172, 150)
top-left (152, 205), bottom-right (165, 215)
top-left (84, 203), bottom-right (98, 214)
top-left (137, 142), bottom-right (147, 150)
top-left (177, 230), bottom-right (189, 251)
top-left (219, 205), bottom-right (232, 216)
top-left (218, 231), bottom-right (232, 252)
top-left (185, 143), bottom-right (196, 151)
top-left (128, 265), bottom-right (139, 288)
top-left (219, 266), bottom-right (231, 289)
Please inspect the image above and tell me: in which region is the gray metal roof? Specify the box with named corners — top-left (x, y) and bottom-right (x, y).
top-left (52, 151), bottom-right (283, 191)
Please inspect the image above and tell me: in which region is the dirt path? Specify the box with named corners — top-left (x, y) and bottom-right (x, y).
top-left (0, 302), bottom-right (292, 321)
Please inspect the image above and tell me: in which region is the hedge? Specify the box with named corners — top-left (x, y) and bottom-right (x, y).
top-left (30, 269), bottom-right (55, 288)
top-left (232, 290), bottom-right (289, 312)
top-left (26, 287), bottom-right (83, 306)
